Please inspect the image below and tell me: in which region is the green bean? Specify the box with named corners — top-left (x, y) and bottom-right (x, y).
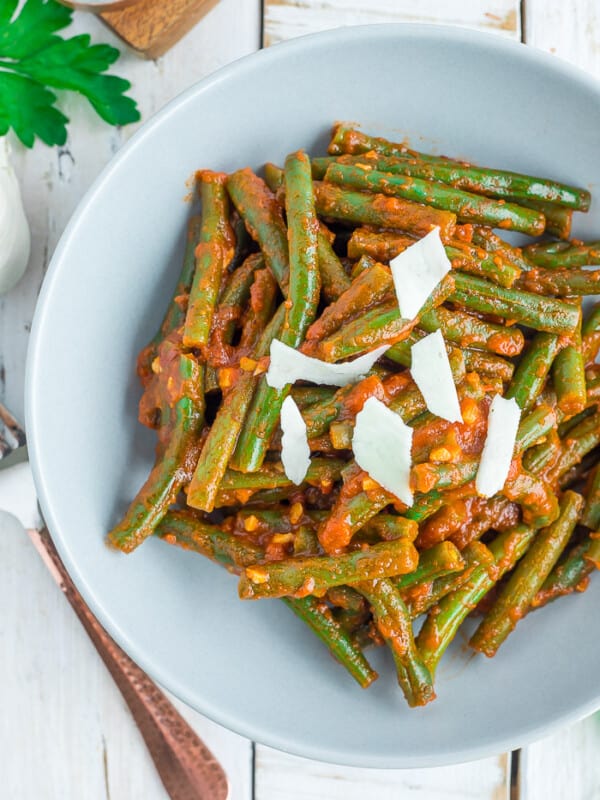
top-left (469, 492), bottom-right (584, 656)
top-left (507, 198), bottom-right (572, 239)
top-left (156, 509), bottom-right (264, 569)
top-left (515, 404), bottom-right (558, 454)
top-left (231, 152), bottom-right (320, 472)
top-left (532, 537), bottom-right (600, 609)
top-left (551, 411), bottom-right (600, 481)
top-left (314, 181), bottom-right (456, 241)
top-left (406, 542), bottom-right (494, 618)
top-left (523, 240), bottom-right (600, 269)
top-left (220, 457), bottom-right (344, 493)
top-left (350, 254), bottom-right (377, 278)
top-left (317, 224), bottom-right (352, 302)
top-left (207, 253), bottom-right (264, 365)
top-left (239, 537), bottom-right (418, 599)
top-left (519, 267), bottom-right (600, 296)
top-left (355, 578), bottom-right (435, 706)
top-left (324, 162), bottom-right (545, 235)
top-left (227, 168), bottom-right (289, 288)
top-left (328, 125), bottom-right (590, 210)
top-left (306, 261), bottom-right (392, 342)
top-left (553, 310), bottom-right (586, 419)
top-left (449, 272), bottom-right (580, 334)
top-left (504, 470), bottom-right (559, 528)
top-left (264, 162), bottom-right (284, 192)
top-left (417, 525), bottom-right (536, 675)
top-left (282, 596), bottom-right (378, 687)
top-left (445, 243), bottom-right (522, 288)
top-left (581, 463), bottom-right (600, 529)
top-left (183, 172), bottom-right (235, 349)
top-left (505, 333), bottom-right (563, 412)
top-left (238, 268), bottom-right (278, 353)
top-left (108, 352), bottom-right (205, 553)
top-left (362, 513), bottom-right (418, 541)
top-left (471, 227), bottom-right (534, 273)
top-left (463, 350), bottom-right (515, 382)
top-left (290, 386), bottom-right (337, 409)
top-left (346, 227), bottom-right (416, 262)
top-left (557, 406), bottom-right (597, 439)
top-left (310, 276), bottom-right (453, 362)
top-left (420, 305), bottom-right (524, 356)
top-left (158, 510), bottom-right (376, 688)
top-left (411, 460), bottom-right (479, 495)
top-left (186, 305), bottom-right (285, 513)
top-left (138, 215), bottom-right (202, 381)
top-left (395, 541), bottom-right (464, 592)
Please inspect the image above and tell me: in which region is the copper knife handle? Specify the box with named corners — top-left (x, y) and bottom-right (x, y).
top-left (27, 527), bottom-right (229, 800)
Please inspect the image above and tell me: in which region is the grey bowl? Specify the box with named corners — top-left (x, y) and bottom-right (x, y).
top-left (26, 24), bottom-right (600, 767)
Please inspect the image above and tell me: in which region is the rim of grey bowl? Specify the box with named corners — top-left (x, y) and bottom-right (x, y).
top-left (25, 23), bottom-right (600, 768)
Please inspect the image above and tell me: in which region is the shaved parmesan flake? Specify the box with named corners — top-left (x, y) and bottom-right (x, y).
top-left (266, 339), bottom-right (389, 390)
top-left (390, 227), bottom-right (451, 320)
top-left (411, 330), bottom-right (462, 423)
top-left (280, 395), bottom-right (310, 485)
top-left (352, 397), bottom-right (413, 506)
top-left (476, 395), bottom-right (521, 498)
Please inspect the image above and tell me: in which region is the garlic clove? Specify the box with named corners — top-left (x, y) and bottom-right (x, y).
top-left (0, 138), bottom-right (31, 295)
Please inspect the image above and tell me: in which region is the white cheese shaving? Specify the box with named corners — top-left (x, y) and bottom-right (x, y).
top-left (476, 394), bottom-right (521, 498)
top-left (266, 339), bottom-right (389, 390)
top-left (352, 397), bottom-right (413, 506)
top-left (389, 227), bottom-right (451, 320)
top-left (410, 329), bottom-right (462, 423)
top-left (280, 395), bottom-right (311, 485)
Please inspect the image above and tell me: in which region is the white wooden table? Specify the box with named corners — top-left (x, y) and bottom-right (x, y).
top-left (2, 1), bottom-right (600, 797)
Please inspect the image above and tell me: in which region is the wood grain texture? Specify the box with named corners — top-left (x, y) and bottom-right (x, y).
top-left (263, 0), bottom-right (521, 46)
top-left (256, 747), bottom-right (510, 800)
top-left (0, 512), bottom-right (252, 800)
top-left (101, 0), bottom-right (222, 58)
top-left (1, 3), bottom-right (259, 795)
top-left (1, 0), bottom-right (261, 422)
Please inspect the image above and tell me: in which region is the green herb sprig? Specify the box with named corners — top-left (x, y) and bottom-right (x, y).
top-left (0, 0), bottom-right (140, 147)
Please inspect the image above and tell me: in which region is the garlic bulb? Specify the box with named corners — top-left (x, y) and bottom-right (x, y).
top-left (0, 138), bottom-right (31, 295)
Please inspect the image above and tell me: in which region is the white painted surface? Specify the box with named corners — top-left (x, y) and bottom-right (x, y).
top-left (263, 0), bottom-right (521, 46)
top-left (2, 0), bottom-right (600, 798)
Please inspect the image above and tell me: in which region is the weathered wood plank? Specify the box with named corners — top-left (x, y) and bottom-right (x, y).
top-left (1, 0), bottom-right (261, 421)
top-left (255, 746), bottom-right (510, 800)
top-left (264, 0), bottom-right (521, 46)
top-left (0, 511), bottom-right (253, 799)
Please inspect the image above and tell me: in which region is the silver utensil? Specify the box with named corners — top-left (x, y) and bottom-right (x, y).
top-left (0, 400), bottom-right (228, 800)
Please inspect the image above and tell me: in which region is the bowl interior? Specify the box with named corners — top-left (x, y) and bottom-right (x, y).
top-left (27, 24), bottom-right (600, 768)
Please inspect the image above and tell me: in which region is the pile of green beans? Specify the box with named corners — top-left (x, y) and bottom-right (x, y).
top-left (109, 126), bottom-right (600, 708)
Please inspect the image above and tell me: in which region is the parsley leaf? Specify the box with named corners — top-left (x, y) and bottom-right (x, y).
top-left (0, 0), bottom-right (140, 147)
top-left (0, 71), bottom-right (68, 146)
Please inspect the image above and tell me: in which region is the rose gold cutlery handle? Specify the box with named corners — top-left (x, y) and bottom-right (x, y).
top-left (27, 527), bottom-right (229, 800)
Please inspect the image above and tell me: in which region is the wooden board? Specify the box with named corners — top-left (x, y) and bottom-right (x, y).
top-left (101, 0), bottom-right (222, 58)
top-left (5, 0), bottom-right (600, 797)
top-left (263, 0), bottom-right (521, 46)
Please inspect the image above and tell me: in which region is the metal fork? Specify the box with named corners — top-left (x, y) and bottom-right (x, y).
top-left (0, 399), bottom-right (228, 800)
